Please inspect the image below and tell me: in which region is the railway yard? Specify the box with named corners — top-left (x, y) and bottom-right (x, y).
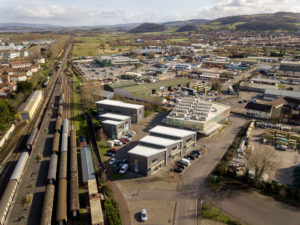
top-left (0, 43), bottom-right (81, 225)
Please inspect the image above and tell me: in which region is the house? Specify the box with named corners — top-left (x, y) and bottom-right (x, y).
top-left (34, 58), bottom-right (45, 64)
top-left (9, 60), bottom-right (32, 69)
top-left (10, 73), bottom-right (27, 82)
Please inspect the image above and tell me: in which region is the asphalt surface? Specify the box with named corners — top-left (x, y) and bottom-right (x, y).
top-left (126, 115), bottom-right (300, 225)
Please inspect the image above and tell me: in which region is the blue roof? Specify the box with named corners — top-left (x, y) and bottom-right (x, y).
top-left (80, 145), bottom-right (95, 183)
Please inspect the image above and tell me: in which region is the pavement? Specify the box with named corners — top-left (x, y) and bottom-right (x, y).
top-left (116, 114), bottom-right (300, 225)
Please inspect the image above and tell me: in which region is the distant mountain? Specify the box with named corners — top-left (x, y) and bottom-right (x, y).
top-left (0, 23), bottom-right (62, 28)
top-left (206, 12), bottom-right (300, 30)
top-left (163, 19), bottom-right (209, 27)
top-left (129, 23), bottom-right (167, 33)
top-left (176, 25), bottom-right (198, 32)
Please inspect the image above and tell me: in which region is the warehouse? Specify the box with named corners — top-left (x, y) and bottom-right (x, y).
top-left (96, 99), bottom-right (144, 123)
top-left (99, 113), bottom-right (131, 130)
top-left (18, 90), bottom-right (43, 120)
top-left (139, 135), bottom-right (183, 160)
top-left (80, 145), bottom-right (95, 185)
top-left (149, 125), bottom-right (197, 151)
top-left (166, 98), bottom-right (230, 135)
top-left (128, 144), bottom-right (167, 176)
top-left (102, 120), bottom-right (127, 139)
top-left (96, 56), bottom-right (139, 66)
top-left (264, 89), bottom-right (300, 101)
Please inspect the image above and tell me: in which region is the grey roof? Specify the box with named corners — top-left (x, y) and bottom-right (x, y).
top-left (10, 152), bottom-right (29, 181)
top-left (47, 154), bottom-right (58, 181)
top-left (80, 145), bottom-right (95, 183)
top-left (61, 133), bottom-right (68, 152)
top-left (264, 89), bottom-right (300, 99)
top-left (26, 128), bottom-right (38, 147)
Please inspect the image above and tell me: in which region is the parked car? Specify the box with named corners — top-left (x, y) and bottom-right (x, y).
top-left (120, 139), bottom-right (128, 144)
top-left (122, 136), bottom-right (131, 142)
top-left (177, 163), bottom-right (185, 169)
top-left (128, 131), bottom-right (136, 137)
top-left (184, 156), bottom-right (193, 161)
top-left (141, 209), bottom-right (147, 222)
top-left (105, 151), bottom-right (115, 156)
top-left (109, 157), bottom-right (116, 165)
top-left (192, 150), bottom-right (201, 155)
top-left (243, 99), bottom-right (247, 103)
top-left (113, 140), bottom-right (122, 146)
top-left (190, 152), bottom-right (199, 158)
top-left (112, 160), bottom-right (121, 168)
top-left (121, 158), bottom-right (128, 164)
top-left (110, 148), bottom-right (117, 153)
top-left (174, 167), bottom-right (183, 173)
top-left (119, 164), bottom-right (129, 174)
top-left (238, 100), bottom-right (243, 103)
top-left (180, 158), bottom-right (191, 166)
top-left (187, 154), bottom-right (196, 160)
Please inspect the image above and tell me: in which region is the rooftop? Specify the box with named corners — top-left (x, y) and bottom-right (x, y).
top-left (99, 113), bottom-right (131, 121)
top-left (128, 144), bottom-right (167, 157)
top-left (101, 119), bottom-right (123, 126)
top-left (140, 135), bottom-right (182, 147)
top-left (96, 99), bottom-right (144, 110)
top-left (264, 89), bottom-right (300, 99)
top-left (18, 90), bottom-right (42, 112)
top-left (80, 145), bottom-right (95, 183)
top-left (149, 125), bottom-right (196, 138)
top-left (245, 102), bottom-right (272, 112)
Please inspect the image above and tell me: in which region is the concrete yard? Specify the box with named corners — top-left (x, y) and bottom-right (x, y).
top-left (128, 200), bottom-right (176, 225)
top-left (249, 127), bottom-right (300, 184)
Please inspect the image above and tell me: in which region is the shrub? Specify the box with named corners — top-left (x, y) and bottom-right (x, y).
top-left (104, 198), bottom-right (122, 225)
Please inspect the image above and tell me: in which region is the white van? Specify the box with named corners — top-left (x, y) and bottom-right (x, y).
top-left (181, 158), bottom-right (191, 166)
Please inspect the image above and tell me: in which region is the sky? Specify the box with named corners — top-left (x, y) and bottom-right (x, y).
top-left (0, 0), bottom-right (299, 26)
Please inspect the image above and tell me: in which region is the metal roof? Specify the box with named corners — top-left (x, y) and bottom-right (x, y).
top-left (10, 152), bottom-right (29, 181)
top-left (58, 152), bottom-right (68, 179)
top-left (128, 144), bottom-right (167, 157)
top-left (96, 99), bottom-right (144, 109)
top-left (26, 128), bottom-right (38, 146)
top-left (47, 154), bottom-right (58, 181)
top-left (102, 119), bottom-right (123, 126)
top-left (80, 145), bottom-right (95, 183)
top-left (40, 184), bottom-right (55, 225)
top-left (149, 125), bottom-right (196, 138)
top-left (140, 135), bottom-right (181, 147)
top-left (264, 89), bottom-right (300, 99)
top-left (99, 113), bottom-right (131, 121)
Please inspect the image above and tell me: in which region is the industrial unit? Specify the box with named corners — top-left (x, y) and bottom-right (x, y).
top-left (18, 90), bottom-right (43, 120)
top-left (96, 99), bottom-right (144, 123)
top-left (167, 98), bottom-right (230, 135)
top-left (128, 125), bottom-right (196, 176)
top-left (96, 55), bottom-right (139, 66)
top-left (99, 113), bottom-right (131, 138)
top-left (102, 120), bottom-right (127, 139)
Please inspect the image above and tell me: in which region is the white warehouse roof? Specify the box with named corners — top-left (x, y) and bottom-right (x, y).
top-left (140, 135), bottom-right (182, 147)
top-left (99, 113), bottom-right (131, 121)
top-left (128, 144), bottom-right (167, 157)
top-left (102, 120), bottom-right (123, 126)
top-left (149, 125), bottom-right (196, 138)
top-left (96, 99), bottom-right (144, 110)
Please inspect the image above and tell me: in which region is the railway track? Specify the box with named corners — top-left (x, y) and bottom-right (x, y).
top-left (0, 43), bottom-right (72, 200)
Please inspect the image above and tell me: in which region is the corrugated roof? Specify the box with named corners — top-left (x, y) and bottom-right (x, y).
top-left (264, 89), bottom-right (300, 99)
top-left (80, 146), bottom-right (95, 183)
top-left (149, 125), bottom-right (196, 138)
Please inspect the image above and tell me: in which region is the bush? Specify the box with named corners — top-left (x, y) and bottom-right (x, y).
top-left (104, 198), bottom-right (122, 225)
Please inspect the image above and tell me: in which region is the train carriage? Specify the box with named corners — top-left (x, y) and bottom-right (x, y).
top-left (26, 128), bottom-right (38, 151)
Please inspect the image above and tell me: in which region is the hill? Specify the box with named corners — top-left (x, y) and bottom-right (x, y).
top-left (129, 23), bottom-right (167, 33)
top-left (163, 19), bottom-right (208, 28)
top-left (176, 25), bottom-right (198, 32)
top-left (205, 12), bottom-right (300, 30)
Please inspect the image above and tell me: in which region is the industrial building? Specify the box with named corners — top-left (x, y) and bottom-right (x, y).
top-left (80, 145), bottom-right (95, 185)
top-left (96, 99), bottom-right (144, 123)
top-left (279, 61), bottom-right (300, 77)
top-left (264, 89), bottom-right (300, 101)
top-left (18, 90), bottom-right (43, 120)
top-left (96, 56), bottom-right (139, 66)
top-left (128, 125), bottom-right (196, 176)
top-left (102, 120), bottom-right (127, 139)
top-left (166, 98), bottom-right (230, 135)
top-left (100, 113), bottom-right (131, 139)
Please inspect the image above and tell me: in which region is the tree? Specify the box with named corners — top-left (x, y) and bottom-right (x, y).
top-left (17, 81), bottom-right (33, 96)
top-left (0, 100), bottom-right (15, 131)
top-left (211, 80), bottom-right (222, 92)
top-left (247, 150), bottom-right (277, 184)
top-left (17, 81), bottom-right (33, 95)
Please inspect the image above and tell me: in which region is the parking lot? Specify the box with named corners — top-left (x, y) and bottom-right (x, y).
top-left (248, 127), bottom-right (300, 184)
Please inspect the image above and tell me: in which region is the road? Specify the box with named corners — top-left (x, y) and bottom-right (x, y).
top-left (125, 115), bottom-right (300, 225)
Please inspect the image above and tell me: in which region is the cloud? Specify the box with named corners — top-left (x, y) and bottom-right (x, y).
top-left (195, 0), bottom-right (300, 19)
top-left (0, 0), bottom-right (299, 26)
